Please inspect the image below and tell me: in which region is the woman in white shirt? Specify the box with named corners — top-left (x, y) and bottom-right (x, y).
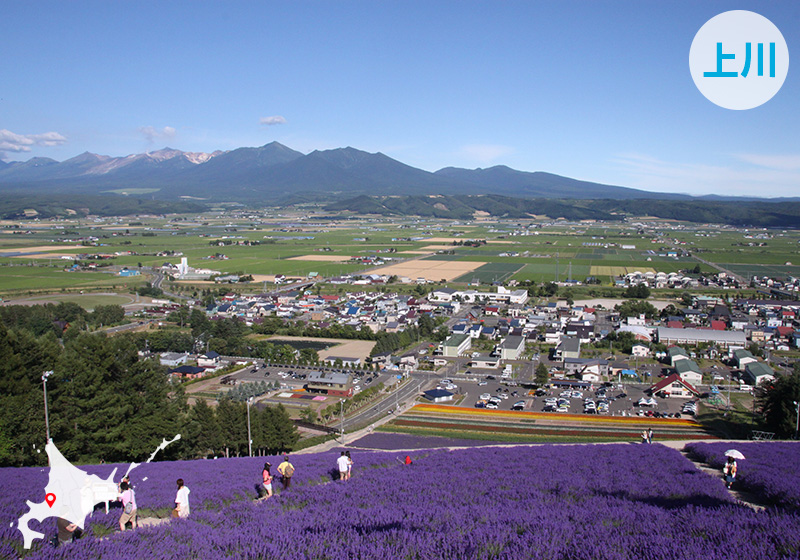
top-left (175, 478), bottom-right (191, 518)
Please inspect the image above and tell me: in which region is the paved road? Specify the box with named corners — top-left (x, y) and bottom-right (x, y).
top-left (342, 375), bottom-right (430, 432)
top-left (692, 255), bottom-right (747, 284)
top-left (103, 320), bottom-right (155, 335)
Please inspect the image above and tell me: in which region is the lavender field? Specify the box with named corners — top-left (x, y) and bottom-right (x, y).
top-left (4, 444), bottom-right (800, 559)
top-left (685, 441), bottom-right (800, 510)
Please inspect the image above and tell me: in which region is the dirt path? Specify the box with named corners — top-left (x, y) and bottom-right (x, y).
top-left (137, 517), bottom-right (171, 528)
top-left (678, 447), bottom-right (766, 511)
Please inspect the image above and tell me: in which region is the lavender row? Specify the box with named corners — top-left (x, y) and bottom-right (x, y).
top-left (13, 444), bottom-right (800, 559)
top-left (1, 450), bottom-right (400, 556)
top-left (685, 441), bottom-right (800, 510)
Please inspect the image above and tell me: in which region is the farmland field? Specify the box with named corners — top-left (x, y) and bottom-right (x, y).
top-left (721, 263), bottom-right (800, 281)
top-left (591, 265), bottom-right (656, 276)
top-left (5, 443), bottom-right (800, 559)
top-left (0, 213), bottom-right (798, 294)
top-left (453, 262), bottom-right (523, 283)
top-left (258, 336), bottom-right (377, 362)
top-left (369, 259), bottom-right (487, 282)
top-left (1, 293), bottom-right (136, 311)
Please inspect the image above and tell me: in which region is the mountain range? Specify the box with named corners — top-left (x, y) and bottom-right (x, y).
top-left (0, 142), bottom-right (792, 203)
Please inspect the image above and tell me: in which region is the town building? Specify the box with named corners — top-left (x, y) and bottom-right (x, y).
top-left (305, 371), bottom-right (353, 397)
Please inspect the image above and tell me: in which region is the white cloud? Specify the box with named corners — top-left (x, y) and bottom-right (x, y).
top-left (612, 152), bottom-right (800, 198)
top-left (0, 129), bottom-right (67, 157)
top-left (259, 116), bottom-right (287, 126)
top-left (458, 144), bottom-right (515, 164)
top-left (139, 126), bottom-right (177, 143)
top-left (734, 153), bottom-right (800, 171)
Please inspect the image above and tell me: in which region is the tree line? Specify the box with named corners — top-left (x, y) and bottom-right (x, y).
top-left (0, 314), bottom-right (298, 467)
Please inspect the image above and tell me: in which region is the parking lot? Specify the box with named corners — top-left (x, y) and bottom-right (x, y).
top-left (229, 361), bottom-right (395, 394)
top-left (435, 376), bottom-right (696, 418)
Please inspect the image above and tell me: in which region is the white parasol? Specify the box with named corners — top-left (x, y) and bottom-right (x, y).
top-left (724, 449), bottom-right (745, 460)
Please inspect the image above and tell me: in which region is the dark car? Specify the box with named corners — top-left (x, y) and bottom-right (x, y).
top-left (486, 375), bottom-right (496, 380)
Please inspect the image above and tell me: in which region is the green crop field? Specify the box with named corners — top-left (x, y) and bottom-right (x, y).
top-left (0, 266), bottom-right (144, 294)
top-left (0, 211), bottom-right (798, 296)
top-left (454, 262), bottom-right (523, 283)
top-left (722, 263), bottom-right (800, 281)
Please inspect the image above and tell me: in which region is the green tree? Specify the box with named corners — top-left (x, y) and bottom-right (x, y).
top-left (538, 282), bottom-right (558, 297)
top-left (216, 398), bottom-right (247, 457)
top-left (185, 399), bottom-right (222, 458)
top-left (535, 363), bottom-right (549, 386)
top-left (90, 305), bottom-right (126, 327)
top-left (748, 342), bottom-right (764, 358)
top-left (623, 284), bottom-right (651, 299)
top-left (615, 300), bottom-right (659, 320)
top-left (756, 371), bottom-right (800, 438)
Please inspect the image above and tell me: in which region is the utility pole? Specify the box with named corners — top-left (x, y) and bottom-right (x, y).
top-left (794, 401), bottom-right (799, 440)
top-left (340, 399), bottom-right (346, 445)
top-left (42, 371), bottom-right (53, 443)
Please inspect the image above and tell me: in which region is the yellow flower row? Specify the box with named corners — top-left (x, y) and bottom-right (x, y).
top-left (411, 404), bottom-right (702, 427)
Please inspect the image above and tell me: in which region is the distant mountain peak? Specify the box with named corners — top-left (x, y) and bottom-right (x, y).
top-left (0, 141), bottom-right (690, 202)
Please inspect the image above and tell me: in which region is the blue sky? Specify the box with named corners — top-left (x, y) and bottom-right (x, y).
top-left (1, 1), bottom-right (797, 197)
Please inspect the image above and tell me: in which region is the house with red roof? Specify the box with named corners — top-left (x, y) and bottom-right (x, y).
top-left (649, 373), bottom-right (701, 398)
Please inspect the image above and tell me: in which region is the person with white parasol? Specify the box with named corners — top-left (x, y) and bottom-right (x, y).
top-left (723, 449), bottom-right (744, 489)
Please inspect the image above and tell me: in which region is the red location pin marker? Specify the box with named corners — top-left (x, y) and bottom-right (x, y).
top-left (45, 493), bottom-right (56, 508)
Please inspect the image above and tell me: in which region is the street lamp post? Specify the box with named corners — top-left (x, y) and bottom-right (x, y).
top-left (42, 371), bottom-right (53, 443)
top-left (247, 397), bottom-right (253, 457)
top-left (340, 399), bottom-right (345, 445)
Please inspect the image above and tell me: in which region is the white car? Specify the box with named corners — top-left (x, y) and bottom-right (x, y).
top-left (556, 406), bottom-right (569, 413)
top-left (480, 393), bottom-right (491, 401)
top-left (485, 402), bottom-right (499, 409)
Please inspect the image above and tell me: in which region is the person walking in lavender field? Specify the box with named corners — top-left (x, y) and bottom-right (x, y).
top-left (174, 478), bottom-right (191, 518)
top-left (345, 450), bottom-right (353, 480)
top-left (260, 462), bottom-right (273, 499)
top-left (337, 451), bottom-right (350, 481)
top-left (117, 480), bottom-right (137, 530)
top-left (723, 457), bottom-right (738, 489)
top-left (278, 455), bottom-right (295, 489)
